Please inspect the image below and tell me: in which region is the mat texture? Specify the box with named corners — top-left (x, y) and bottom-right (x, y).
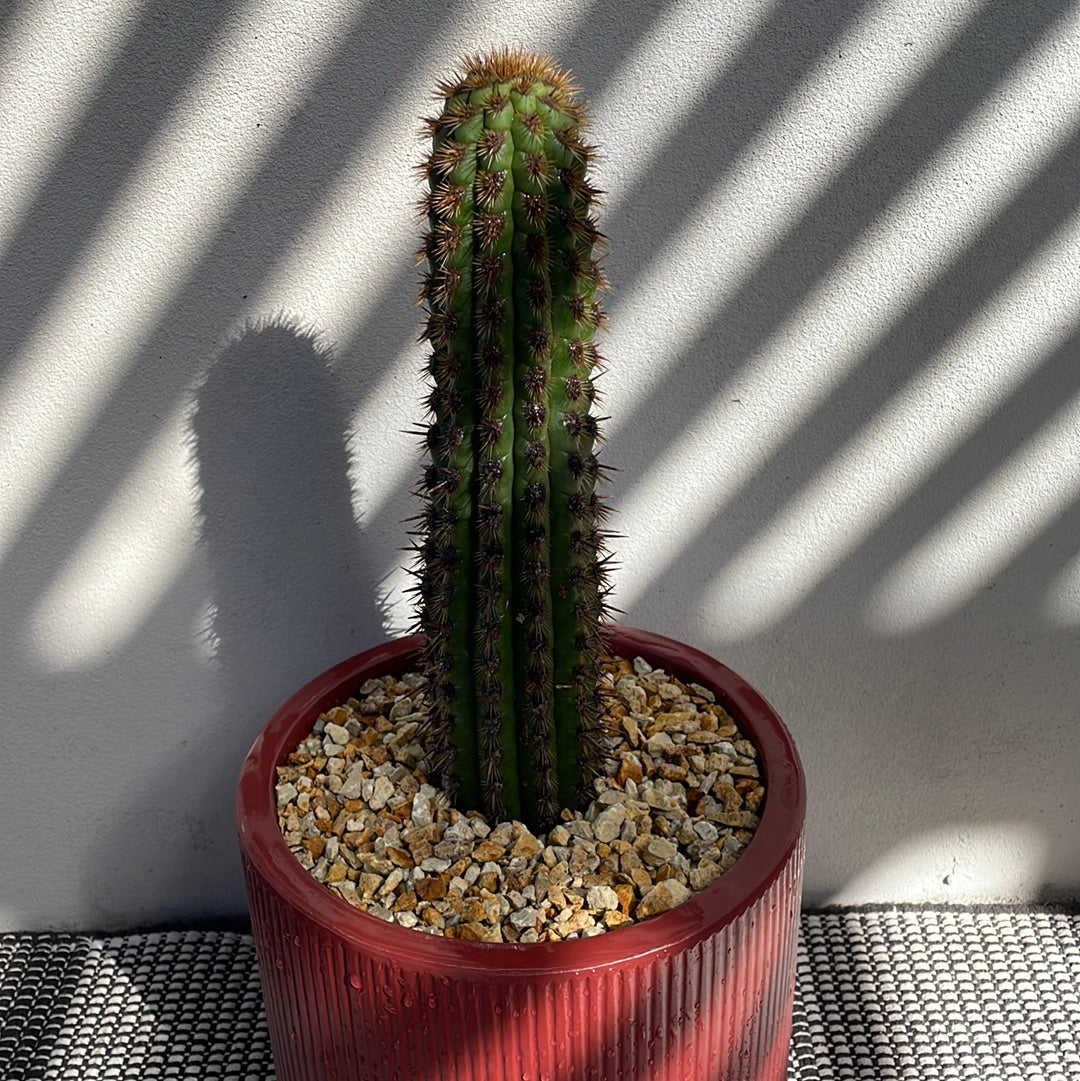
top-left (2, 908), bottom-right (1078, 1079)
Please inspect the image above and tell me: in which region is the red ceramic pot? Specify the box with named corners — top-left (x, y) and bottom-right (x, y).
top-left (237, 626), bottom-right (805, 1081)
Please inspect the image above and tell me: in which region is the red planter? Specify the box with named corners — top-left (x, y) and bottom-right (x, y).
top-left (237, 626), bottom-right (805, 1081)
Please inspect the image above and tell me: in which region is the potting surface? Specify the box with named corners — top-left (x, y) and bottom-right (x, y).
top-left (2, 906), bottom-right (1078, 1080)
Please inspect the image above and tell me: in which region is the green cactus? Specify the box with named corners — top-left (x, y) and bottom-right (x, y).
top-left (411, 49), bottom-right (613, 831)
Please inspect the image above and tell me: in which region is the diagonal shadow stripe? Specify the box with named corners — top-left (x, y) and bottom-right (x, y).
top-left (600, 0), bottom-right (1076, 501)
top-left (626, 123), bottom-right (1080, 631)
top-left (0, 0), bottom-right (240, 374)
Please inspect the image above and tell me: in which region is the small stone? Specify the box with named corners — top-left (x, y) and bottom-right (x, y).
top-left (510, 827), bottom-right (542, 860)
top-left (693, 820), bottom-right (720, 843)
top-left (548, 824), bottom-right (571, 846)
top-left (415, 874), bottom-right (448, 902)
top-left (636, 878), bottom-right (692, 918)
top-left (337, 763), bottom-right (367, 800)
top-left (615, 676), bottom-right (647, 713)
top-left (689, 859), bottom-right (724, 890)
top-left (644, 732), bottom-right (675, 756)
top-left (420, 856), bottom-right (451, 873)
top-left (592, 804), bottom-right (626, 843)
top-left (471, 839), bottom-right (506, 862)
top-left (641, 838), bottom-right (679, 867)
top-left (509, 907), bottom-right (542, 930)
top-left (275, 782), bottom-right (298, 806)
top-left (324, 722), bottom-right (351, 746)
top-left (357, 873), bottom-right (383, 900)
top-left (411, 791), bottom-right (434, 827)
top-left (368, 775), bottom-right (395, 811)
top-left (388, 696), bottom-right (414, 722)
top-left (586, 885), bottom-right (619, 912)
top-left (615, 754), bottom-right (644, 786)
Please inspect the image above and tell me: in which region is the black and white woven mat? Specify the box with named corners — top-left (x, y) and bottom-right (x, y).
top-left (2, 908), bottom-right (1077, 1080)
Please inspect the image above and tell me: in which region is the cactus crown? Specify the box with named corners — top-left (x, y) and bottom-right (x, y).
top-left (410, 49), bottom-right (614, 832)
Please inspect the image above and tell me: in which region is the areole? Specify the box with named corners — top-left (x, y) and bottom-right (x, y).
top-left (237, 625), bottom-right (806, 1081)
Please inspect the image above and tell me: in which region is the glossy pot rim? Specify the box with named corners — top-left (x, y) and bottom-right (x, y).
top-left (237, 625), bottom-right (805, 974)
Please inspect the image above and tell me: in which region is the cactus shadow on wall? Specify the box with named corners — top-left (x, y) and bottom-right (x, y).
top-left (190, 319), bottom-right (388, 724)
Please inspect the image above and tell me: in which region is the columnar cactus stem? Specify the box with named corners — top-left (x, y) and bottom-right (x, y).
top-left (412, 49), bottom-right (612, 831)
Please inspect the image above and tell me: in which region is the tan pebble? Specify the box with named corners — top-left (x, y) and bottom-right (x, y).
top-left (615, 755), bottom-right (644, 786)
top-left (471, 839), bottom-right (506, 862)
top-left (408, 839), bottom-right (434, 863)
top-left (562, 910), bottom-right (596, 934)
top-left (460, 897), bottom-right (488, 922)
top-left (637, 878), bottom-right (692, 918)
top-left (302, 836), bottom-right (326, 859)
top-left (712, 782), bottom-right (743, 813)
top-left (603, 910), bottom-right (632, 929)
top-left (420, 906), bottom-right (445, 928)
top-left (657, 763), bottom-right (688, 783)
top-left (655, 863), bottom-right (686, 884)
top-left (656, 712), bottom-right (699, 732)
top-left (357, 873), bottom-right (383, 899)
top-left (391, 891), bottom-right (417, 913)
top-left (548, 824), bottom-right (571, 846)
top-left (402, 823), bottom-right (441, 846)
top-left (729, 764), bottom-right (760, 779)
top-left (456, 922), bottom-right (503, 943)
top-left (415, 875), bottom-right (448, 902)
top-left (477, 871), bottom-right (500, 893)
top-left (689, 859), bottom-right (724, 890)
top-left (510, 829), bottom-right (542, 860)
top-left (386, 847), bottom-right (413, 868)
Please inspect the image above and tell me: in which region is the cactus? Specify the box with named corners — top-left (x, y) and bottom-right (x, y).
top-left (410, 49), bottom-right (613, 831)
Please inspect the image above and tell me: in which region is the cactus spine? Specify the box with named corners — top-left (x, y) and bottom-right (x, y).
top-left (412, 50), bottom-right (612, 831)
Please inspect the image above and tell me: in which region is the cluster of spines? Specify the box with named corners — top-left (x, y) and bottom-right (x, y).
top-left (409, 50), bottom-right (614, 831)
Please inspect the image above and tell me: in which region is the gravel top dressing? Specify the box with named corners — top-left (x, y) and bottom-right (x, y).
top-left (275, 654), bottom-right (765, 943)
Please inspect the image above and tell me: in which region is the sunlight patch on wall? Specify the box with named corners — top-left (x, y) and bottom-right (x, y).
top-left (0, 0), bottom-right (144, 255)
top-left (826, 822), bottom-right (1049, 905)
top-left (26, 405), bottom-right (196, 671)
top-left (866, 385), bottom-right (1080, 635)
top-left (346, 344), bottom-right (421, 521)
top-left (0, 0), bottom-right (360, 569)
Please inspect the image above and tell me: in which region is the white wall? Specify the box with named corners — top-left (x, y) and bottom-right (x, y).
top-left (2, 0), bottom-right (1078, 931)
